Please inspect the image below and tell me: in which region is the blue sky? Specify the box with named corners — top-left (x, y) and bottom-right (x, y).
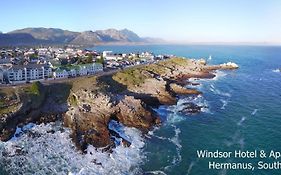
top-left (1, 0), bottom-right (280, 43)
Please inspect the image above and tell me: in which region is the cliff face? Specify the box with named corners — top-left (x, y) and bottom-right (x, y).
top-left (0, 58), bottom-right (238, 151)
top-left (0, 83), bottom-right (71, 141)
top-left (62, 74), bottom-right (160, 150)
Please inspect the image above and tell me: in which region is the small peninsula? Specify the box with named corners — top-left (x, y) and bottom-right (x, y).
top-left (0, 57), bottom-right (238, 151)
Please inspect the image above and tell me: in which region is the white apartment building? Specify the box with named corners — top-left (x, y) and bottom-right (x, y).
top-left (53, 69), bottom-right (68, 79)
top-left (7, 64), bottom-right (52, 83)
top-left (53, 63), bottom-right (103, 79)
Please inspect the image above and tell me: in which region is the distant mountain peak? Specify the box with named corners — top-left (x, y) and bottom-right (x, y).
top-left (0, 27), bottom-right (164, 46)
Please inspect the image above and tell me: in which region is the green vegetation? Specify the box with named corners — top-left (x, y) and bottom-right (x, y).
top-left (85, 54), bottom-right (93, 63)
top-left (0, 103), bottom-right (19, 115)
top-left (96, 57), bottom-right (104, 64)
top-left (0, 100), bottom-right (4, 108)
top-left (112, 57), bottom-right (187, 87)
top-left (168, 57), bottom-right (189, 65)
top-left (69, 94), bottom-right (78, 106)
top-left (29, 53), bottom-right (38, 60)
top-left (28, 81), bottom-right (42, 95)
top-left (0, 88), bottom-right (20, 115)
top-left (24, 81), bottom-right (46, 108)
top-left (143, 64), bottom-right (168, 75)
top-left (98, 75), bottom-right (127, 93)
top-left (113, 68), bottom-right (149, 87)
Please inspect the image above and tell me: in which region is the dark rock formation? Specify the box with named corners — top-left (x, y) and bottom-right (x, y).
top-left (179, 102), bottom-right (205, 115)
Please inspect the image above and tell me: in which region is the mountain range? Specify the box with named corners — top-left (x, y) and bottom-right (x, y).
top-left (0, 28), bottom-right (163, 46)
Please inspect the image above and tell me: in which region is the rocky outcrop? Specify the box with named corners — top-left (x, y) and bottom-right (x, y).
top-left (0, 58), bottom-right (239, 152)
top-left (64, 92), bottom-right (114, 149)
top-left (63, 91), bottom-right (160, 150)
top-left (131, 78), bottom-right (177, 106)
top-left (170, 83), bottom-right (201, 95)
top-left (179, 102), bottom-right (205, 115)
top-left (219, 62), bottom-right (239, 69)
top-left (206, 62), bottom-right (239, 70)
top-left (0, 82), bottom-right (70, 141)
top-left (116, 96), bottom-right (160, 130)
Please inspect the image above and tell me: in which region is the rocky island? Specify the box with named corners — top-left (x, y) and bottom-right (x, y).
top-left (0, 57), bottom-right (238, 151)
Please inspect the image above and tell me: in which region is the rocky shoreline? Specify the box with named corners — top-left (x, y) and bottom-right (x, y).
top-left (0, 58), bottom-right (238, 151)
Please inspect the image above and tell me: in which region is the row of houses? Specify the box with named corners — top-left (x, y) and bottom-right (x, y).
top-left (53, 63), bottom-right (103, 79)
top-left (0, 63), bottom-right (103, 84)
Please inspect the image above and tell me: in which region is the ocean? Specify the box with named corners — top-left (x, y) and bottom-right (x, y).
top-left (1, 45), bottom-right (281, 175)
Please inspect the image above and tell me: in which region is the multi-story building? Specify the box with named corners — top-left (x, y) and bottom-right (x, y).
top-left (53, 69), bottom-right (69, 79)
top-left (7, 64), bottom-right (52, 83)
top-left (53, 63), bottom-right (103, 79)
top-left (83, 63), bottom-right (103, 74)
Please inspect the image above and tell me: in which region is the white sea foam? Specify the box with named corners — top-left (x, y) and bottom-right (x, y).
top-left (273, 69), bottom-right (281, 73)
top-left (212, 70), bottom-right (227, 80)
top-left (0, 122), bottom-right (145, 175)
top-left (144, 170), bottom-right (167, 175)
top-left (164, 125), bottom-right (182, 170)
top-left (186, 160), bottom-right (198, 175)
top-left (220, 99), bottom-right (229, 110)
top-left (237, 116), bottom-right (246, 126)
top-left (251, 109), bottom-right (258, 116)
top-left (209, 84), bottom-right (231, 97)
top-left (225, 130), bottom-right (245, 149)
top-left (10, 123), bottom-right (36, 141)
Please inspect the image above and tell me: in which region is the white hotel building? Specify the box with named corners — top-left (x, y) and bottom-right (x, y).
top-left (7, 64), bottom-right (52, 83)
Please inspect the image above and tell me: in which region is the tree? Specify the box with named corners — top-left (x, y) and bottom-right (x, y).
top-left (85, 54), bottom-right (93, 63)
top-left (29, 53), bottom-right (38, 60)
top-left (95, 54), bottom-right (104, 64)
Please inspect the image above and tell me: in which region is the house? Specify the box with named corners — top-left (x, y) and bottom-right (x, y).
top-left (102, 51), bottom-right (112, 58)
top-left (73, 63), bottom-right (103, 76)
top-left (78, 66), bottom-right (87, 76)
top-left (68, 69), bottom-right (77, 77)
top-left (53, 69), bottom-right (68, 79)
top-left (53, 63), bottom-right (103, 79)
top-left (84, 63), bottom-right (103, 74)
top-left (7, 64), bottom-right (52, 83)
top-left (103, 51), bottom-right (118, 60)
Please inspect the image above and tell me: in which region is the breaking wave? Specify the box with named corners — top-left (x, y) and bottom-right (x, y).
top-left (272, 69), bottom-right (281, 73)
top-left (213, 70), bottom-right (227, 80)
top-left (209, 84), bottom-right (231, 97)
top-left (0, 122), bottom-right (145, 175)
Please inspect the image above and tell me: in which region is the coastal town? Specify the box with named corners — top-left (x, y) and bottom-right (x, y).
top-left (0, 47), bottom-right (171, 85)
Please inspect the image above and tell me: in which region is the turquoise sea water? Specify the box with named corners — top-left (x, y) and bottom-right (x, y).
top-left (1, 45), bottom-right (281, 175)
top-left (95, 45), bottom-right (281, 175)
